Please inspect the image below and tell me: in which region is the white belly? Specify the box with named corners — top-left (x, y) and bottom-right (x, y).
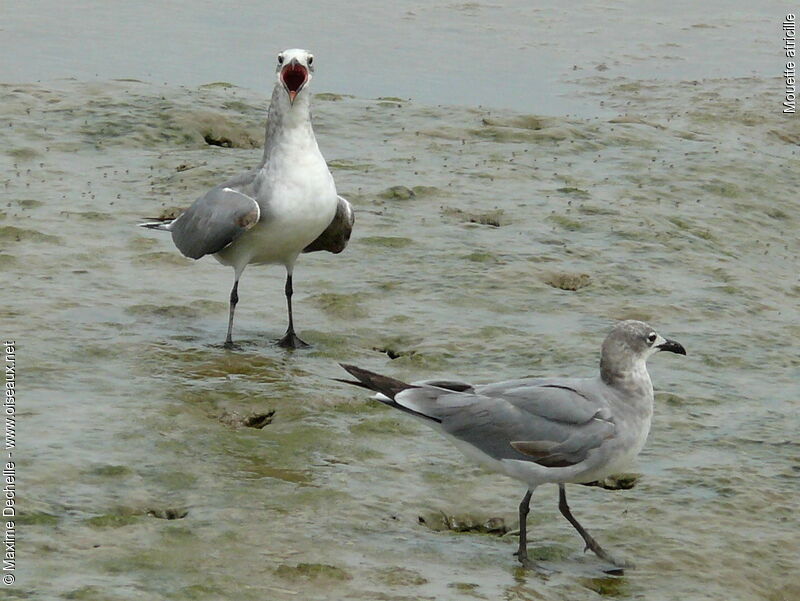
top-left (215, 157), bottom-right (337, 269)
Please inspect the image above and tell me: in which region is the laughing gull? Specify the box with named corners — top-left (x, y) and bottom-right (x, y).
top-left (141, 49), bottom-right (354, 348)
top-left (338, 320), bottom-right (686, 570)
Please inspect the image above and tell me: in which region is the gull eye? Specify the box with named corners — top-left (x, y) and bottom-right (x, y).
top-left (307, 55), bottom-right (314, 66)
top-left (277, 54), bottom-right (284, 65)
top-left (646, 332), bottom-right (657, 345)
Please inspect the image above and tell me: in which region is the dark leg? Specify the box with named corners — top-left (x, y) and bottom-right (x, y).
top-left (515, 489), bottom-right (534, 567)
top-left (277, 271), bottom-right (309, 349)
top-left (558, 484), bottom-right (632, 568)
top-left (224, 279), bottom-right (240, 347)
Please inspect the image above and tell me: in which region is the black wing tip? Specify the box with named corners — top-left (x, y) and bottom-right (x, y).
top-left (332, 376), bottom-right (372, 390)
top-left (336, 364), bottom-right (413, 400)
top-left (337, 363), bottom-right (374, 381)
top-left (336, 365), bottom-right (443, 424)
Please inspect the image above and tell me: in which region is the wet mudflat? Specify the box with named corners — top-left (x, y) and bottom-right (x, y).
top-left (2, 64), bottom-right (799, 601)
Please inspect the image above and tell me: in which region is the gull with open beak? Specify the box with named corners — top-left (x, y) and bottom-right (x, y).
top-left (141, 48), bottom-right (354, 348)
top-left (338, 321), bottom-right (686, 571)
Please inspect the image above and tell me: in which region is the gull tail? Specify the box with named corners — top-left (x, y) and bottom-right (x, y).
top-left (336, 364), bottom-right (412, 400)
top-left (138, 220), bottom-right (174, 231)
top-left (336, 364), bottom-right (443, 425)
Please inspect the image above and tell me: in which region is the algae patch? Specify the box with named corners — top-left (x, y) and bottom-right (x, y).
top-left (543, 272), bottom-right (591, 291)
top-left (556, 186), bottom-right (591, 198)
top-left (380, 185), bottom-right (415, 200)
top-left (274, 562), bottom-right (352, 582)
top-left (16, 511), bottom-right (59, 526)
top-left (85, 513), bottom-right (141, 529)
top-left (311, 292), bottom-right (367, 319)
top-left (175, 110), bottom-right (261, 149)
top-left (0, 226), bottom-right (60, 244)
top-left (7, 146), bottom-right (40, 161)
top-left (87, 464), bottom-right (134, 478)
top-left (442, 207), bottom-right (507, 227)
top-left (359, 236), bottom-right (414, 249)
top-left (547, 214), bottom-right (584, 231)
top-left (418, 511), bottom-right (509, 535)
top-left (218, 409), bottom-right (276, 429)
top-left (377, 567), bottom-right (429, 586)
top-left (146, 507), bottom-right (189, 520)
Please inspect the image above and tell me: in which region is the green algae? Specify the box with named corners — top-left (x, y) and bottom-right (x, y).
top-left (16, 510), bottom-right (59, 526)
top-left (448, 582), bottom-right (481, 595)
top-left (125, 303), bottom-right (202, 320)
top-left (85, 513), bottom-right (141, 528)
top-left (315, 92), bottom-right (347, 101)
top-left (311, 292), bottom-right (368, 319)
top-left (349, 416), bottom-right (419, 436)
top-left (274, 562), bottom-right (352, 582)
top-left (380, 185), bottom-right (415, 200)
top-left (0, 225), bottom-right (60, 243)
top-left (463, 251), bottom-right (500, 263)
top-left (7, 146), bottom-right (40, 161)
top-left (418, 511), bottom-right (509, 535)
top-left (556, 186), bottom-right (591, 198)
top-left (547, 215), bottom-right (584, 231)
top-left (377, 567), bottom-right (429, 586)
top-left (147, 507), bottom-right (189, 520)
top-left (441, 207), bottom-right (507, 226)
top-left (359, 236), bottom-right (414, 248)
top-left (543, 272), bottom-right (591, 291)
top-left (64, 586), bottom-right (123, 601)
top-left (327, 158), bottom-right (372, 170)
top-left (530, 545), bottom-right (571, 561)
top-left (88, 464), bottom-right (134, 478)
top-left (199, 82), bottom-right (236, 89)
top-left (579, 575), bottom-right (629, 597)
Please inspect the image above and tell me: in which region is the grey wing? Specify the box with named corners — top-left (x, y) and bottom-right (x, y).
top-left (476, 378), bottom-right (610, 423)
top-left (303, 195), bottom-right (354, 254)
top-left (395, 384), bottom-right (614, 468)
top-left (169, 187), bottom-right (260, 259)
top-left (411, 379), bottom-right (475, 393)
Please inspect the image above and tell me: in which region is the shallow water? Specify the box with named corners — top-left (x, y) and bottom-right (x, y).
top-left (0, 0), bottom-right (785, 115)
top-left (3, 71), bottom-right (798, 600)
top-left (3, 12), bottom-right (800, 601)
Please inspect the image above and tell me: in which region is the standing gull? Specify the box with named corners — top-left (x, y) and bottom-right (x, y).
top-left (337, 320), bottom-right (685, 570)
top-left (141, 49), bottom-right (354, 348)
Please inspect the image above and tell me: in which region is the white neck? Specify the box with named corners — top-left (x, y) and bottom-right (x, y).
top-left (261, 85), bottom-right (315, 164)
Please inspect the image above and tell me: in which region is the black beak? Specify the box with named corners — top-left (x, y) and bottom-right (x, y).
top-left (657, 339), bottom-right (686, 355)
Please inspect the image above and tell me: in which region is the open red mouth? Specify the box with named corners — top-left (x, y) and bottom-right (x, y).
top-left (281, 63), bottom-right (308, 102)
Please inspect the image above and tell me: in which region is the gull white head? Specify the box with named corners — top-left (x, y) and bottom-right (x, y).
top-left (600, 320), bottom-right (686, 386)
top-left (275, 48), bottom-right (314, 105)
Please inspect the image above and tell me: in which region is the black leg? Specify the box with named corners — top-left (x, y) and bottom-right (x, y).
top-left (515, 489), bottom-right (534, 567)
top-left (277, 271), bottom-right (309, 349)
top-left (224, 279), bottom-right (239, 347)
top-left (558, 484), bottom-right (632, 568)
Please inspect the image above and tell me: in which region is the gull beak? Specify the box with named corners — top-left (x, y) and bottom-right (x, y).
top-left (281, 58), bottom-right (308, 104)
top-left (657, 338), bottom-right (686, 355)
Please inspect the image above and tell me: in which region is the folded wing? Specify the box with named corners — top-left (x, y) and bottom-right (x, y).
top-left (303, 196), bottom-right (354, 254)
top-left (395, 380), bottom-right (615, 468)
top-left (169, 187), bottom-right (260, 259)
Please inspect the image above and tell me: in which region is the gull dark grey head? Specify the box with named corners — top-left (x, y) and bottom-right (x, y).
top-left (276, 48), bottom-right (314, 104)
top-left (600, 320), bottom-right (686, 385)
